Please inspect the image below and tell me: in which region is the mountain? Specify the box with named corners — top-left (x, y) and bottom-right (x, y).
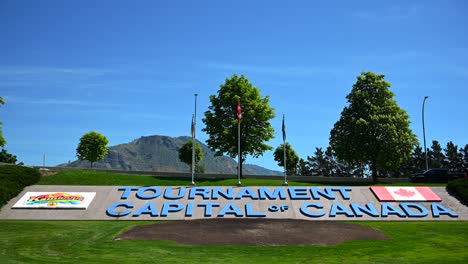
top-left (62, 135), bottom-right (282, 176)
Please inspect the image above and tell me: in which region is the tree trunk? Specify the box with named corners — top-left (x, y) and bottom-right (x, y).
top-left (371, 159), bottom-right (378, 183)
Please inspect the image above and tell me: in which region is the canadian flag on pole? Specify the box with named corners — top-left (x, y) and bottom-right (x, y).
top-left (370, 186), bottom-right (441, 202)
top-left (237, 101), bottom-right (242, 123)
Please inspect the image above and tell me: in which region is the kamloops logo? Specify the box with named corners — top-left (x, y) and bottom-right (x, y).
top-left (26, 193), bottom-right (84, 207)
top-left (12, 192), bottom-right (97, 209)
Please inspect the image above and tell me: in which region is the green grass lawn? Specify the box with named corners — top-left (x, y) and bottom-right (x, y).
top-left (0, 221), bottom-right (466, 263)
top-left (37, 170), bottom-right (447, 187)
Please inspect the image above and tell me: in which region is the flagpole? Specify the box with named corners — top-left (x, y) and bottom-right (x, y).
top-left (282, 114), bottom-right (288, 186)
top-left (237, 101), bottom-right (242, 187)
top-left (191, 93), bottom-right (198, 186)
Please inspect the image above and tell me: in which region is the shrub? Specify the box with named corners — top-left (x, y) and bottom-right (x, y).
top-left (0, 165), bottom-right (41, 206)
top-left (446, 178), bottom-right (468, 206)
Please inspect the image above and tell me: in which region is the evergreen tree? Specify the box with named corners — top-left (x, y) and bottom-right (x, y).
top-left (444, 141), bottom-right (462, 172)
top-left (428, 140), bottom-right (445, 168)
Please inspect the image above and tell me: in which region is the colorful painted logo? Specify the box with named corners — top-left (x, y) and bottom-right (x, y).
top-left (25, 193), bottom-right (84, 207)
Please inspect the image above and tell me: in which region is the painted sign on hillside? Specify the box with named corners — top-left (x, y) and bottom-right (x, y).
top-left (1, 186), bottom-right (466, 221)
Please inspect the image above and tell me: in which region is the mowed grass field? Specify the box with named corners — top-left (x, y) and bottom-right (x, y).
top-left (0, 170), bottom-right (466, 263)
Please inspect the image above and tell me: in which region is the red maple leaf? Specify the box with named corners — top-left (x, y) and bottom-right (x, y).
top-left (394, 188), bottom-right (416, 197)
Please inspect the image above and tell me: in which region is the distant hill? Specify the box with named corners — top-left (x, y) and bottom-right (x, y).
top-left (62, 135), bottom-right (282, 176)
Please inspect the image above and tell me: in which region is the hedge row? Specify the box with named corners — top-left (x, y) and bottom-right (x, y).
top-left (0, 165), bottom-right (41, 206)
top-left (446, 178), bottom-right (468, 206)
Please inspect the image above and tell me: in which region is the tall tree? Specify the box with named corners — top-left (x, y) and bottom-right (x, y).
top-left (0, 96), bottom-right (6, 147)
top-left (461, 144), bottom-right (468, 172)
top-left (178, 139), bottom-right (204, 173)
top-left (273, 142), bottom-right (299, 176)
top-left (296, 158), bottom-right (311, 176)
top-left (76, 131), bottom-right (109, 168)
top-left (307, 147), bottom-right (329, 176)
top-left (428, 140), bottom-right (445, 168)
top-left (402, 145), bottom-right (426, 174)
top-left (330, 71), bottom-right (418, 182)
top-left (202, 74), bottom-right (275, 177)
top-left (444, 141), bottom-right (462, 172)
top-left (0, 149), bottom-right (17, 164)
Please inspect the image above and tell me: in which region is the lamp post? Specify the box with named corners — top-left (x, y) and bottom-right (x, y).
top-left (422, 96), bottom-right (429, 170)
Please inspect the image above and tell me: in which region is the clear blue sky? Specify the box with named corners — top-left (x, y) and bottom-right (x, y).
top-left (1, 0), bottom-right (467, 171)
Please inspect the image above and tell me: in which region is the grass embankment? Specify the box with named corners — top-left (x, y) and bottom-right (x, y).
top-left (38, 170), bottom-right (447, 187)
top-left (0, 221), bottom-right (466, 263)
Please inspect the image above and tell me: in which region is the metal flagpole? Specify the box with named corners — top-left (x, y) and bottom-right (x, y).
top-left (191, 93), bottom-right (198, 186)
top-left (237, 101), bottom-right (242, 186)
top-left (282, 114), bottom-right (288, 186)
top-left (191, 114), bottom-right (196, 186)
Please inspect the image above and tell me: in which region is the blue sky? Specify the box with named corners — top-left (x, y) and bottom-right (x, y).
top-left (1, 0), bottom-right (467, 171)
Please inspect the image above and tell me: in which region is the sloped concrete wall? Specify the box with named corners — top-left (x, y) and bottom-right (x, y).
top-left (0, 185), bottom-right (466, 221)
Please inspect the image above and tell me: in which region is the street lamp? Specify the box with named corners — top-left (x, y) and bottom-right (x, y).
top-left (422, 96), bottom-right (429, 170)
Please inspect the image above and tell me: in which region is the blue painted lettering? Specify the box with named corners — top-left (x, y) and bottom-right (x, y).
top-left (235, 187), bottom-right (259, 200)
top-left (381, 203), bottom-right (406, 217)
top-left (163, 187), bottom-right (186, 200)
top-left (136, 187), bottom-right (162, 200)
top-left (218, 203), bottom-right (243, 217)
top-left (300, 203), bottom-right (326, 217)
top-left (106, 202), bottom-right (133, 217)
top-left (161, 203), bottom-right (184, 217)
top-left (350, 203), bottom-right (379, 217)
top-left (329, 203), bottom-right (354, 217)
top-left (258, 187), bottom-right (287, 200)
top-left (211, 187), bottom-right (234, 200)
top-left (288, 187), bottom-right (310, 200)
top-left (399, 203), bottom-right (428, 218)
top-left (132, 202), bottom-right (159, 217)
top-left (245, 203), bottom-right (266, 217)
top-left (431, 203), bottom-right (458, 218)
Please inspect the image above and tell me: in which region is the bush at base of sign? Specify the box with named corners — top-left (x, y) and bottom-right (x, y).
top-left (446, 178), bottom-right (468, 206)
top-left (0, 165), bottom-right (41, 206)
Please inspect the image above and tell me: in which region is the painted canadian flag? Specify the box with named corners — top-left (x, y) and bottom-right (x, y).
top-left (370, 186), bottom-right (441, 202)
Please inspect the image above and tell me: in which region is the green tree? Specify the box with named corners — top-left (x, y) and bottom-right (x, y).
top-left (0, 96), bottom-right (6, 147)
top-left (202, 74), bottom-right (275, 177)
top-left (76, 131), bottom-right (109, 168)
top-left (461, 144), bottom-right (468, 172)
top-left (402, 145), bottom-right (425, 174)
top-left (273, 142), bottom-right (299, 176)
top-left (445, 141), bottom-right (462, 172)
top-left (0, 149), bottom-right (17, 164)
top-left (428, 140), bottom-right (445, 168)
top-left (178, 139), bottom-right (204, 173)
top-left (307, 147), bottom-right (329, 176)
top-left (296, 158), bottom-right (311, 176)
top-left (330, 71), bottom-right (418, 182)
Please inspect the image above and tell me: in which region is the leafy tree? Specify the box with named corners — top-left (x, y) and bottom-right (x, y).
top-left (76, 131), bottom-right (109, 168)
top-left (202, 74), bottom-right (275, 177)
top-left (178, 139), bottom-right (204, 173)
top-left (273, 142), bottom-right (299, 176)
top-left (330, 71), bottom-right (418, 182)
top-left (0, 96), bottom-right (6, 147)
top-left (0, 149), bottom-right (17, 164)
top-left (445, 141), bottom-right (462, 172)
top-left (428, 140), bottom-right (445, 168)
